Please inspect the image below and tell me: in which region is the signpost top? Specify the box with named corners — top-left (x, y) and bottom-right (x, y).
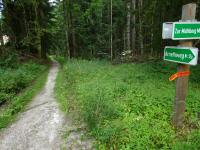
top-left (182, 3), bottom-right (196, 21)
top-left (162, 4), bottom-right (198, 41)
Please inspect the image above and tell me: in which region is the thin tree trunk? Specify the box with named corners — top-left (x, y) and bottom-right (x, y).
top-left (127, 1), bottom-right (131, 51)
top-left (110, 0), bottom-right (113, 61)
top-left (0, 20), bottom-right (4, 56)
top-left (131, 0), bottom-right (136, 54)
top-left (69, 0), bottom-right (76, 58)
top-left (40, 8), bottom-right (47, 59)
top-left (34, 1), bottom-right (42, 59)
top-left (123, 30), bottom-right (126, 50)
top-left (138, 0), bottom-right (144, 56)
top-left (63, 0), bottom-right (70, 58)
top-left (151, 16), bottom-right (154, 56)
top-left (72, 29), bottom-right (76, 57)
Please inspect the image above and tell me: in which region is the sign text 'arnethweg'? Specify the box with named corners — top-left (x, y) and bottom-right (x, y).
top-left (164, 46), bottom-right (198, 66)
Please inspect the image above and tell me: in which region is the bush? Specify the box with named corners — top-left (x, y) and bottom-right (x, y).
top-left (0, 52), bottom-right (19, 68)
top-left (0, 61), bottom-right (47, 106)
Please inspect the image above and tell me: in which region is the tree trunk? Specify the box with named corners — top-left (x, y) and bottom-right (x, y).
top-left (110, 0), bottom-right (113, 61)
top-left (138, 0), bottom-right (144, 56)
top-left (151, 16), bottom-right (154, 56)
top-left (0, 22), bottom-right (4, 57)
top-left (34, 2), bottom-right (42, 59)
top-left (39, 5), bottom-right (47, 59)
top-left (126, 1), bottom-right (131, 51)
top-left (131, 0), bottom-right (136, 54)
top-left (63, 0), bottom-right (70, 58)
top-left (69, 0), bottom-right (76, 58)
top-left (123, 30), bottom-right (126, 51)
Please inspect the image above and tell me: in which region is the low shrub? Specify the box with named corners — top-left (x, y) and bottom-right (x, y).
top-left (0, 61), bottom-right (47, 106)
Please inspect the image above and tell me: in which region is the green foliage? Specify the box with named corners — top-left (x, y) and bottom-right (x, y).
top-left (2, 0), bottom-right (53, 59)
top-left (0, 51), bottom-right (19, 68)
top-left (173, 130), bottom-right (200, 150)
top-left (55, 56), bottom-right (67, 65)
top-left (60, 59), bottom-right (200, 149)
top-left (49, 0), bottom-right (194, 59)
top-left (0, 61), bottom-right (49, 129)
top-left (55, 65), bottom-right (68, 113)
top-left (2, 0), bottom-right (200, 60)
top-left (0, 61), bottom-right (47, 105)
top-left (0, 62), bottom-right (46, 105)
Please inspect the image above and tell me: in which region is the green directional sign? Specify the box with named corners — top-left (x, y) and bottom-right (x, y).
top-left (164, 46), bottom-right (198, 65)
top-left (173, 22), bottom-right (200, 40)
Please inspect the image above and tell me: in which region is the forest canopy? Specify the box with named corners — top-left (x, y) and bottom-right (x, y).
top-left (0, 0), bottom-right (200, 60)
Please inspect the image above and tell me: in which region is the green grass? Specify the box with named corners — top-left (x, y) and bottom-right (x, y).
top-left (0, 61), bottom-right (49, 129)
top-left (57, 59), bottom-right (200, 149)
top-left (55, 66), bottom-right (68, 113)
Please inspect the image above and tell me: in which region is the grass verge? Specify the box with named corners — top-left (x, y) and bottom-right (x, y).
top-left (0, 64), bottom-right (50, 130)
top-left (55, 65), bottom-right (68, 113)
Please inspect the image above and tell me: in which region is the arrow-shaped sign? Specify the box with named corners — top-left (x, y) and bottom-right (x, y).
top-left (164, 46), bottom-right (198, 65)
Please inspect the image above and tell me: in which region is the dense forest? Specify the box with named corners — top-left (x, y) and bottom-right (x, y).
top-left (1, 0), bottom-right (200, 149)
top-left (1, 0), bottom-right (200, 61)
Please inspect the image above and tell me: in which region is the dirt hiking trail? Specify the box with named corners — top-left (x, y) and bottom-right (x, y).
top-left (0, 63), bottom-right (94, 150)
top-left (0, 63), bottom-right (65, 149)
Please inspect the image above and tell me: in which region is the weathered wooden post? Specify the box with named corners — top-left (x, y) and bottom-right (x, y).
top-left (173, 3), bottom-right (196, 128)
top-left (163, 3), bottom-right (199, 128)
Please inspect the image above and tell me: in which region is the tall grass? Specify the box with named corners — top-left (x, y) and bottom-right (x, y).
top-left (59, 59), bottom-right (200, 149)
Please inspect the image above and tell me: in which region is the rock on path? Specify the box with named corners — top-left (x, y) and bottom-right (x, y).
top-left (0, 63), bottom-right (66, 150)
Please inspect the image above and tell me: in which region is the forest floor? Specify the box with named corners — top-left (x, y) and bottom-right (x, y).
top-left (0, 62), bottom-right (94, 150)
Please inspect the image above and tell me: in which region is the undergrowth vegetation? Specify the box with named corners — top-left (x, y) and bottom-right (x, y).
top-left (0, 57), bottom-right (49, 129)
top-left (59, 59), bottom-right (200, 149)
top-left (55, 66), bottom-right (68, 113)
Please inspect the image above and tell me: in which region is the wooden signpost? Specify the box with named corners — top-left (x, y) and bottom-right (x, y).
top-left (162, 3), bottom-right (199, 128)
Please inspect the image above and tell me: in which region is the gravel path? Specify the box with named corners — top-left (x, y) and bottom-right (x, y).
top-left (0, 63), bottom-right (66, 150)
top-left (0, 63), bottom-right (95, 150)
